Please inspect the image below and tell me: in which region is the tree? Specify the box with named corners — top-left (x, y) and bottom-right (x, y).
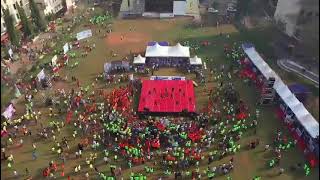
top-left (17, 3), bottom-right (33, 38)
top-left (212, 1), bottom-right (219, 9)
top-left (29, 0), bottom-right (46, 32)
top-left (235, 0), bottom-right (251, 21)
top-left (2, 7), bottom-right (20, 46)
top-left (297, 0), bottom-right (319, 59)
top-left (62, 0), bottom-right (67, 11)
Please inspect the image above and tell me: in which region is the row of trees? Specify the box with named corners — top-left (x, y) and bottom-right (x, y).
top-left (2, 0), bottom-right (66, 47)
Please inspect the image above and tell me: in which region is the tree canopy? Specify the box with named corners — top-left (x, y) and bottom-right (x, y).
top-left (17, 3), bottom-right (34, 38)
top-left (29, 0), bottom-right (46, 32)
top-left (2, 7), bottom-right (20, 46)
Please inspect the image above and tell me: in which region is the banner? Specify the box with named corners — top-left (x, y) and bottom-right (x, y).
top-left (51, 55), bottom-right (58, 66)
top-left (66, 111), bottom-right (73, 124)
top-left (150, 76), bottom-right (185, 80)
top-left (63, 43), bottom-right (69, 54)
top-left (129, 74), bottom-right (134, 81)
top-left (14, 85), bottom-right (21, 98)
top-left (8, 48), bottom-right (13, 58)
top-left (2, 104), bottom-right (16, 120)
top-left (160, 13), bottom-right (174, 18)
top-left (76, 29), bottom-right (92, 40)
top-left (37, 69), bottom-right (46, 81)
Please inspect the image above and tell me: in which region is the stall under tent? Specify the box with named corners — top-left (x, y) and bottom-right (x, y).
top-left (104, 60), bottom-right (130, 74)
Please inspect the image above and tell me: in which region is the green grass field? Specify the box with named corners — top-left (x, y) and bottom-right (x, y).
top-left (1, 3), bottom-right (319, 180)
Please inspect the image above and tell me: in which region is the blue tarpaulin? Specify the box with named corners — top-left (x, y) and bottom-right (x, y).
top-left (289, 84), bottom-right (310, 94)
top-left (289, 84), bottom-right (310, 103)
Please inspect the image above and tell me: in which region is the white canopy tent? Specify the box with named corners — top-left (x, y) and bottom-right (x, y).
top-left (242, 44), bottom-right (319, 138)
top-left (189, 56), bottom-right (202, 65)
top-left (274, 80), bottom-right (292, 100)
top-left (168, 43), bottom-right (190, 57)
top-left (145, 43), bottom-right (190, 58)
top-left (283, 94), bottom-right (300, 109)
top-left (291, 103), bottom-right (309, 119)
top-left (145, 43), bottom-right (168, 57)
top-left (299, 114), bottom-right (319, 139)
top-left (243, 46), bottom-right (278, 79)
top-left (133, 54), bottom-right (146, 64)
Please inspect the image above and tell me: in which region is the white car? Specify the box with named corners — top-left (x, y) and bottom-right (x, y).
top-left (208, 8), bottom-right (219, 13)
top-left (227, 7), bottom-right (237, 12)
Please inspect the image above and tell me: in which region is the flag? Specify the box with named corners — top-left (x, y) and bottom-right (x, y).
top-left (8, 48), bottom-right (13, 58)
top-left (66, 111), bottom-right (73, 124)
top-left (129, 74), bottom-right (134, 81)
top-left (2, 104), bottom-right (15, 120)
top-left (14, 85), bottom-right (21, 98)
top-left (52, 55), bottom-right (58, 66)
top-left (37, 69), bottom-right (46, 81)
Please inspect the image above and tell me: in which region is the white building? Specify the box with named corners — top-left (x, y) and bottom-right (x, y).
top-left (1, 0), bottom-right (31, 35)
top-left (274, 0), bottom-right (319, 38)
top-left (66, 0), bottom-right (76, 9)
top-left (274, 0), bottom-right (302, 37)
top-left (34, 0), bottom-right (64, 15)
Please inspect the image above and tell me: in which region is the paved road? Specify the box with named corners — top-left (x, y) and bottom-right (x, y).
top-left (278, 59), bottom-right (319, 87)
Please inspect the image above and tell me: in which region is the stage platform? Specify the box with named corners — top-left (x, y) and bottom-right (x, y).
top-left (138, 80), bottom-right (196, 113)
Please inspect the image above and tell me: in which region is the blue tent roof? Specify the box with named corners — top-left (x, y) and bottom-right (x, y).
top-left (241, 42), bottom-right (254, 50)
top-left (158, 41), bottom-right (169, 46)
top-left (288, 84), bottom-right (310, 94)
top-left (147, 41), bottom-right (169, 46)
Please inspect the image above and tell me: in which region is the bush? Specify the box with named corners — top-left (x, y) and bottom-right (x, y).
top-left (46, 13), bottom-right (55, 22)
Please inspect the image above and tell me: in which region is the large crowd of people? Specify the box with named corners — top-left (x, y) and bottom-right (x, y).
top-left (0, 5), bottom-right (316, 180)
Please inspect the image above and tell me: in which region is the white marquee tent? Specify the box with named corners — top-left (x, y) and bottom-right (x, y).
top-left (242, 44), bottom-right (319, 138)
top-left (291, 103), bottom-right (309, 119)
top-left (168, 43), bottom-right (190, 57)
top-left (133, 54), bottom-right (146, 64)
top-left (283, 94), bottom-right (300, 109)
top-left (145, 43), bottom-right (190, 57)
top-left (189, 56), bottom-right (202, 65)
top-left (274, 80), bottom-right (292, 100)
top-left (299, 114), bottom-right (319, 138)
top-left (243, 47), bottom-right (278, 79)
top-left (145, 43), bottom-right (168, 57)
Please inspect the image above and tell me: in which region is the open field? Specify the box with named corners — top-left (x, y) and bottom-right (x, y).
top-left (1, 3), bottom-right (319, 180)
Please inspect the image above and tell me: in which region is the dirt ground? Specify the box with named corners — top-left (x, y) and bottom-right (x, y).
top-left (1, 3), bottom-right (319, 180)
top-left (106, 32), bottom-right (151, 54)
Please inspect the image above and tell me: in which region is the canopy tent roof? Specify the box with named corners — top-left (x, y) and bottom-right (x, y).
top-left (145, 42), bottom-right (190, 57)
top-left (168, 43), bottom-right (190, 57)
top-left (283, 94), bottom-right (300, 109)
top-left (299, 114), bottom-right (319, 139)
top-left (189, 56), bottom-right (202, 65)
top-left (242, 45), bottom-right (278, 79)
top-left (145, 43), bottom-right (168, 57)
top-left (274, 80), bottom-right (292, 100)
top-left (148, 41), bottom-right (169, 46)
top-left (242, 43), bottom-right (319, 138)
top-left (133, 54), bottom-right (146, 64)
top-left (291, 103), bottom-right (309, 119)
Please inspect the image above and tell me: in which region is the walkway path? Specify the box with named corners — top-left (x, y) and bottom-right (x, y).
top-left (277, 59), bottom-right (319, 87)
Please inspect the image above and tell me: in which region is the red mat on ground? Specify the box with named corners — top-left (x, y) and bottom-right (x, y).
top-left (138, 80), bottom-right (196, 113)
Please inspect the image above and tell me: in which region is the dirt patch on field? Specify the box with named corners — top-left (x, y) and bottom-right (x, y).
top-left (105, 32), bottom-right (151, 54)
